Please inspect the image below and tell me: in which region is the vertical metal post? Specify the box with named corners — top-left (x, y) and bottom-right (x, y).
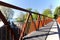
top-left (38, 15), bottom-right (40, 30)
top-left (30, 13), bottom-right (36, 30)
top-left (36, 15), bottom-right (40, 30)
top-left (42, 16), bottom-right (45, 26)
top-left (19, 13), bottom-right (30, 40)
top-left (28, 13), bottom-right (36, 33)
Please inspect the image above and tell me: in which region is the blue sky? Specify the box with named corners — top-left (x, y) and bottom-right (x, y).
top-left (0, 0), bottom-right (60, 18)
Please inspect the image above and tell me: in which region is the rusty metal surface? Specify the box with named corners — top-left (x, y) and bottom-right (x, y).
top-left (0, 1), bottom-right (53, 40)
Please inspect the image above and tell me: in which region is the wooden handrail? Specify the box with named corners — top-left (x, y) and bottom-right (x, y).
top-left (0, 1), bottom-right (52, 18)
top-left (0, 1), bottom-right (53, 40)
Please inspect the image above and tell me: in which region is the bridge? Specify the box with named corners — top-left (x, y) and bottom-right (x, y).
top-left (0, 1), bottom-right (60, 40)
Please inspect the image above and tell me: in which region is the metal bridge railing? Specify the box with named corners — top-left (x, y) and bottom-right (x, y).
top-left (0, 1), bottom-right (53, 40)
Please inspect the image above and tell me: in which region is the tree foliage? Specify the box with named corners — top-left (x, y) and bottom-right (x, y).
top-left (42, 9), bottom-right (53, 18)
top-left (24, 9), bottom-right (39, 21)
top-left (16, 8), bottom-right (39, 22)
top-left (26, 8), bottom-right (32, 11)
top-left (16, 8), bottom-right (32, 22)
top-left (32, 10), bottom-right (39, 20)
top-left (54, 6), bottom-right (60, 19)
top-left (16, 12), bottom-right (25, 22)
top-left (23, 8), bottom-right (32, 20)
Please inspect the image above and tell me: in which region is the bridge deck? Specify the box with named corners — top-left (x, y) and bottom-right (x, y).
top-left (23, 21), bottom-right (59, 40)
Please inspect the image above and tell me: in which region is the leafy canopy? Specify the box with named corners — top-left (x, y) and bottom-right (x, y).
top-left (54, 6), bottom-right (60, 19)
top-left (42, 9), bottom-right (53, 18)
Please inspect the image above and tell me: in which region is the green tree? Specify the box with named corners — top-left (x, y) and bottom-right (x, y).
top-left (24, 9), bottom-right (39, 21)
top-left (16, 8), bottom-right (32, 22)
top-left (16, 8), bottom-right (39, 22)
top-left (16, 12), bottom-right (25, 22)
top-left (32, 10), bottom-right (39, 20)
top-left (42, 9), bottom-right (53, 18)
top-left (54, 14), bottom-right (58, 19)
top-left (24, 8), bottom-right (32, 20)
top-left (26, 8), bottom-right (32, 11)
top-left (54, 6), bottom-right (60, 19)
